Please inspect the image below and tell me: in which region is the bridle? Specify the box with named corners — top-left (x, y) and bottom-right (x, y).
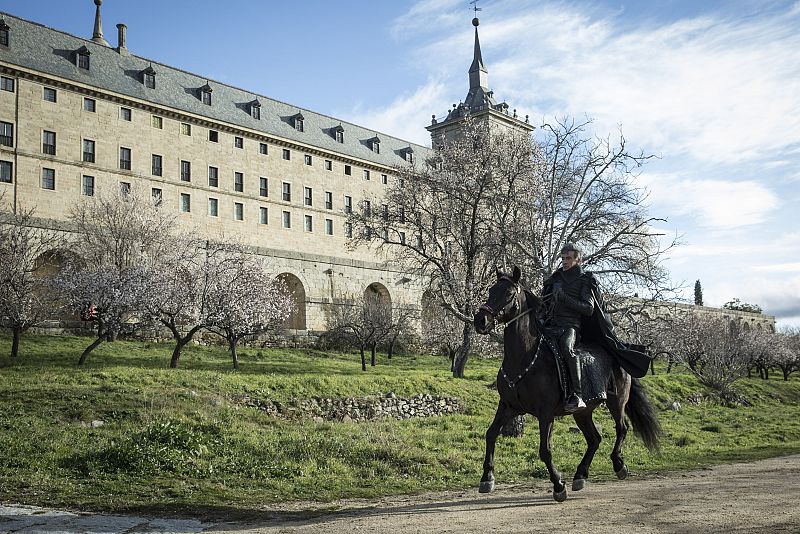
top-left (478, 276), bottom-right (533, 327)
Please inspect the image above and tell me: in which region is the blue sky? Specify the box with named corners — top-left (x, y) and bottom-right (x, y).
top-left (4, 0), bottom-right (799, 327)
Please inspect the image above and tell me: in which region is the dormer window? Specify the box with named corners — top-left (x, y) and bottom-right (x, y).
top-left (332, 125), bottom-right (344, 143)
top-left (292, 113), bottom-right (304, 132)
top-left (142, 66), bottom-right (156, 89)
top-left (250, 99), bottom-right (261, 120)
top-left (369, 136), bottom-right (381, 154)
top-left (0, 19), bottom-right (9, 47)
top-left (76, 46), bottom-right (90, 70)
top-left (199, 83), bottom-right (212, 106)
top-left (400, 147), bottom-right (414, 164)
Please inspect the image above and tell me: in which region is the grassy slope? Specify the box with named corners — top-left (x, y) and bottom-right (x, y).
top-left (0, 333), bottom-right (799, 517)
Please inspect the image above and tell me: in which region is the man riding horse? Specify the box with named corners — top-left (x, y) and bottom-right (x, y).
top-left (542, 243), bottom-right (651, 413)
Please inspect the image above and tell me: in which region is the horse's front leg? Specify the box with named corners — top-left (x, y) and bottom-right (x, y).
top-left (480, 401), bottom-right (515, 493)
top-left (571, 408), bottom-right (601, 491)
top-left (538, 415), bottom-right (566, 502)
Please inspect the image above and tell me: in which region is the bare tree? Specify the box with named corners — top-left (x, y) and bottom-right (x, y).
top-left (0, 204), bottom-right (65, 358)
top-left (382, 301), bottom-right (418, 360)
top-left (205, 255), bottom-right (292, 370)
top-left (773, 327), bottom-right (800, 381)
top-left (324, 293), bottom-right (391, 371)
top-left (56, 189), bottom-right (179, 364)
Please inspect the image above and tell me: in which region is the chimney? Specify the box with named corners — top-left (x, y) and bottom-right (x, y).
top-left (116, 23), bottom-right (128, 55)
top-left (91, 0), bottom-right (110, 46)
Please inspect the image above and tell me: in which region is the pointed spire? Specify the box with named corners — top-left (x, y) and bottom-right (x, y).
top-left (468, 17), bottom-right (488, 90)
top-left (91, 0), bottom-right (110, 46)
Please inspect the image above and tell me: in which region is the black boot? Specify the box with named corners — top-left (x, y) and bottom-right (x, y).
top-left (564, 354), bottom-right (586, 414)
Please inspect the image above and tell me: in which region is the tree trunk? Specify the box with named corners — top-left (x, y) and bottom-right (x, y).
top-left (783, 368), bottom-right (790, 381)
top-left (501, 414), bottom-right (525, 437)
top-left (370, 343), bottom-right (376, 366)
top-left (452, 321), bottom-right (473, 378)
top-left (649, 358), bottom-right (655, 375)
top-left (360, 347), bottom-right (367, 371)
top-left (169, 325), bottom-right (202, 369)
top-left (229, 337), bottom-right (239, 370)
top-left (10, 327), bottom-right (21, 358)
top-left (78, 335), bottom-right (105, 365)
top-left (387, 339), bottom-right (394, 359)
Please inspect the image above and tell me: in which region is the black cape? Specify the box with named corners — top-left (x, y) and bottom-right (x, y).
top-left (543, 269), bottom-right (652, 379)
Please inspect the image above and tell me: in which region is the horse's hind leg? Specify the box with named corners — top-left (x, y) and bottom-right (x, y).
top-left (538, 415), bottom-right (567, 502)
top-left (480, 401), bottom-right (516, 493)
top-left (571, 409), bottom-right (601, 491)
top-left (608, 373), bottom-right (631, 479)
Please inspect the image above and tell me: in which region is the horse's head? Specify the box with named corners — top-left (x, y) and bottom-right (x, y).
top-left (474, 266), bottom-right (524, 334)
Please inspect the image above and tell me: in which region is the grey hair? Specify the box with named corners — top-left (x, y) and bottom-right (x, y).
top-left (560, 243), bottom-right (582, 261)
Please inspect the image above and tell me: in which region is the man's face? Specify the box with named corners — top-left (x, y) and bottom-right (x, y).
top-left (561, 251), bottom-right (579, 271)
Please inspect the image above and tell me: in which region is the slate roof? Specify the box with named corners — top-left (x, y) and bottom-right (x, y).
top-left (0, 12), bottom-right (430, 168)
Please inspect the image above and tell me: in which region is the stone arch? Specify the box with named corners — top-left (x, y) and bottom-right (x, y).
top-left (364, 282), bottom-right (391, 321)
top-left (277, 273), bottom-right (306, 330)
top-left (33, 249), bottom-right (75, 321)
top-left (742, 321), bottom-right (751, 332)
top-left (421, 290), bottom-right (436, 322)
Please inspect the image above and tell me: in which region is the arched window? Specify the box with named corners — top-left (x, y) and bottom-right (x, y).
top-left (277, 273), bottom-right (306, 330)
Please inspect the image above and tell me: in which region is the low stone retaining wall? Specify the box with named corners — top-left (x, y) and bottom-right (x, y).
top-left (234, 392), bottom-right (465, 423)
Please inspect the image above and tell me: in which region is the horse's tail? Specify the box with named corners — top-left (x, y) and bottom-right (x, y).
top-left (625, 377), bottom-right (661, 453)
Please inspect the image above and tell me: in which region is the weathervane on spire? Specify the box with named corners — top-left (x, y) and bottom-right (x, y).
top-left (469, 0), bottom-right (482, 26)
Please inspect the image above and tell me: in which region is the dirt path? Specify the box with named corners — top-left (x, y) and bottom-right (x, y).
top-left (235, 454), bottom-right (800, 534)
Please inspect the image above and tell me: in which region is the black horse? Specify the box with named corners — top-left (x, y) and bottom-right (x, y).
top-left (473, 266), bottom-right (660, 502)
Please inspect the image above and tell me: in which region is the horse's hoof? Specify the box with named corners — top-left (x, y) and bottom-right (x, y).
top-left (572, 478), bottom-right (585, 491)
top-left (615, 465), bottom-right (629, 480)
top-left (553, 487), bottom-right (567, 502)
top-left (479, 480), bottom-right (495, 493)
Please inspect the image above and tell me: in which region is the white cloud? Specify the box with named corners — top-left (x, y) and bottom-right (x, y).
top-left (640, 173), bottom-right (779, 229)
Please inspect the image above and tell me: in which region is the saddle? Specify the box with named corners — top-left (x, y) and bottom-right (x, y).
top-left (542, 335), bottom-right (615, 405)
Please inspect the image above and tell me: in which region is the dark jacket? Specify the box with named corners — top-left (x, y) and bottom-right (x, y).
top-left (543, 268), bottom-right (652, 378)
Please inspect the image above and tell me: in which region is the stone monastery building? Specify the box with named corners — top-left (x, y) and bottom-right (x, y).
top-left (0, 2), bottom-right (773, 335)
top-left (0, 1), bottom-right (533, 335)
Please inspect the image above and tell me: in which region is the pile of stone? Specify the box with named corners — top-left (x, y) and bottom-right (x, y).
top-left (234, 392), bottom-right (464, 423)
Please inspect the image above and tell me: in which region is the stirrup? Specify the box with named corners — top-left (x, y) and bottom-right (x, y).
top-left (564, 394), bottom-right (586, 414)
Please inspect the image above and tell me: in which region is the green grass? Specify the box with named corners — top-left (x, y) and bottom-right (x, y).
top-left (1, 332), bottom-right (799, 518)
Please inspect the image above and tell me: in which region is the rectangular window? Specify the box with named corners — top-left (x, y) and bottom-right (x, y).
top-left (234, 172), bottom-right (244, 192)
top-left (399, 231), bottom-right (406, 244)
top-left (0, 160), bottom-right (11, 183)
top-left (260, 206), bottom-right (268, 225)
top-left (399, 207), bottom-right (406, 223)
top-left (208, 130), bottom-right (219, 142)
top-left (335, 130), bottom-right (344, 143)
top-left (181, 122), bottom-right (191, 136)
top-left (364, 169), bottom-right (370, 181)
top-left (324, 159), bottom-right (332, 171)
top-left (234, 136), bottom-right (243, 149)
top-left (282, 148), bottom-right (290, 160)
top-left (180, 193), bottom-right (191, 213)
top-left (295, 117), bottom-right (304, 132)
top-left (144, 72), bottom-right (156, 89)
top-left (381, 204), bottom-right (389, 220)
top-left (82, 139), bottom-right (95, 162)
top-left (345, 222), bottom-right (353, 238)
top-left (41, 168), bottom-right (55, 190)
top-left (81, 175), bottom-right (94, 196)
top-left (1, 77), bottom-right (14, 92)
top-left (344, 164), bottom-right (351, 176)
top-left (381, 174), bottom-right (388, 185)
top-left (325, 219), bottom-right (333, 236)
top-left (42, 130), bottom-right (56, 155)
top-left (84, 97), bottom-right (95, 112)
top-left (43, 87), bottom-right (57, 102)
top-left (252, 106), bottom-right (261, 120)
top-left (208, 166), bottom-right (218, 187)
top-left (259, 177), bottom-right (268, 197)
top-left (0, 28), bottom-right (7, 47)
top-left (77, 53), bottom-right (89, 70)
top-left (152, 188), bottom-right (162, 205)
top-left (304, 215), bottom-right (313, 232)
top-left (0, 121), bottom-right (12, 147)
top-left (282, 182), bottom-right (291, 202)
top-left (325, 191), bottom-right (332, 210)
top-left (234, 202), bottom-right (244, 221)
top-left (151, 154), bottom-right (163, 176)
top-left (120, 107), bottom-right (131, 121)
top-left (202, 91), bottom-right (211, 106)
top-left (119, 147), bottom-right (131, 170)
top-left (120, 181), bottom-right (131, 196)
top-left (180, 160), bottom-right (191, 182)
top-left (304, 186), bottom-right (312, 206)
top-left (304, 154), bottom-right (312, 166)
top-left (208, 197), bottom-right (218, 217)
top-left (151, 115), bottom-right (163, 129)
top-left (416, 235), bottom-right (423, 248)
top-left (282, 211), bottom-right (291, 228)
top-left (363, 200), bottom-right (371, 216)
top-left (259, 142), bottom-right (268, 155)
top-left (344, 195), bottom-right (352, 214)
